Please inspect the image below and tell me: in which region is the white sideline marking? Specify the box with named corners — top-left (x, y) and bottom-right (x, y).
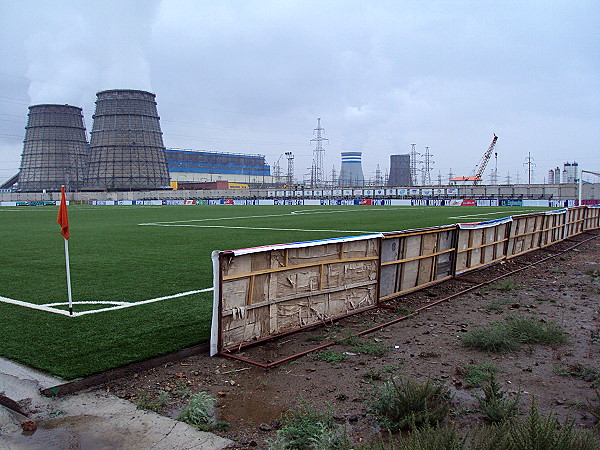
top-left (140, 224), bottom-right (375, 233)
top-left (0, 288), bottom-right (213, 318)
top-left (449, 209), bottom-right (542, 219)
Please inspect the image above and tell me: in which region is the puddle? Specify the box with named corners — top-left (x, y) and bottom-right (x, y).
top-left (217, 389), bottom-right (287, 426)
top-left (2, 415), bottom-right (127, 449)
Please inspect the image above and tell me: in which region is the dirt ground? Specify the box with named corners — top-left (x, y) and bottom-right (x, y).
top-left (106, 230), bottom-right (600, 448)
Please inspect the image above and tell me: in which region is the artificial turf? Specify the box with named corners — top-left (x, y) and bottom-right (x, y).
top-left (0, 204), bottom-right (553, 378)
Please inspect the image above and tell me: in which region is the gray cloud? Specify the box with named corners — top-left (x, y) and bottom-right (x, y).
top-left (1, 0), bottom-right (598, 184)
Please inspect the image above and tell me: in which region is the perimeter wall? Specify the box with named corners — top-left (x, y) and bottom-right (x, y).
top-left (211, 206), bottom-right (600, 355)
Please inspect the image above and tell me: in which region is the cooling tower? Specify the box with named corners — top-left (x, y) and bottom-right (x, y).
top-left (84, 89), bottom-right (170, 190)
top-left (338, 152), bottom-right (364, 186)
top-left (388, 154), bottom-right (412, 186)
top-left (18, 104), bottom-right (88, 192)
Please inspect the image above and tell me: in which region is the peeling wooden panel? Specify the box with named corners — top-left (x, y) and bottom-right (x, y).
top-left (584, 207), bottom-right (600, 231)
top-left (435, 230), bottom-right (455, 279)
top-left (218, 236), bottom-right (381, 351)
top-left (379, 237), bottom-right (400, 298)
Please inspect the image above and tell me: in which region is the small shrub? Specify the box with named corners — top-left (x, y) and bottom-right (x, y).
top-left (475, 373), bottom-right (520, 423)
top-left (589, 389), bottom-right (600, 423)
top-left (459, 361), bottom-right (498, 387)
top-left (461, 322), bottom-right (516, 352)
top-left (135, 389), bottom-right (170, 412)
top-left (505, 316), bottom-right (569, 346)
top-left (553, 362), bottom-right (599, 383)
top-left (351, 340), bottom-right (389, 357)
top-left (369, 377), bottom-right (452, 431)
top-left (400, 423), bottom-right (467, 449)
top-left (313, 350), bottom-right (347, 363)
top-left (268, 404), bottom-right (343, 450)
top-left (502, 400), bottom-right (597, 449)
top-left (493, 277), bottom-right (518, 291)
top-left (178, 391), bottom-right (215, 427)
top-left (462, 315), bottom-right (569, 353)
top-left (363, 369), bottom-right (383, 382)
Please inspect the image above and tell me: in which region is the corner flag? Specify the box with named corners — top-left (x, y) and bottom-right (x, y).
top-left (57, 185), bottom-right (73, 315)
top-left (57, 186), bottom-right (70, 240)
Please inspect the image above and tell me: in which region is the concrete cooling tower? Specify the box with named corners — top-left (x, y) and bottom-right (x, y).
top-left (18, 104), bottom-right (88, 192)
top-left (339, 152), bottom-right (364, 186)
top-left (388, 154), bottom-right (412, 186)
top-left (84, 89), bottom-right (170, 190)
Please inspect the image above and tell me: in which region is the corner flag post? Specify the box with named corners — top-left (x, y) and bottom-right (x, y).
top-left (57, 185), bottom-right (73, 315)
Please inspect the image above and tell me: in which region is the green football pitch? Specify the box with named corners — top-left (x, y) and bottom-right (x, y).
top-left (0, 204), bottom-right (553, 379)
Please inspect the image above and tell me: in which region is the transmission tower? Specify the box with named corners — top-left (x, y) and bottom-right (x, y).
top-left (285, 151), bottom-right (294, 186)
top-left (410, 144), bottom-right (421, 186)
top-left (309, 118), bottom-right (328, 187)
top-left (505, 172), bottom-right (512, 184)
top-left (421, 146), bottom-right (434, 185)
top-left (448, 168), bottom-right (454, 184)
top-left (375, 164), bottom-right (383, 186)
top-left (523, 152), bottom-right (535, 184)
top-left (331, 165), bottom-right (337, 187)
top-left (436, 170), bottom-right (442, 186)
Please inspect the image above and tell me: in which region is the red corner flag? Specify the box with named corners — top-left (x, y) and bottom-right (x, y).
top-left (57, 185), bottom-right (70, 240)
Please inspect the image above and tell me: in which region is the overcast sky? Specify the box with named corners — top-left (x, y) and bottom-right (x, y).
top-left (1, 0), bottom-right (599, 185)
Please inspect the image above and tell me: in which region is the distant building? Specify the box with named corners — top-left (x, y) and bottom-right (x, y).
top-left (563, 162), bottom-right (578, 183)
top-left (165, 149), bottom-right (273, 185)
top-left (388, 154), bottom-right (412, 186)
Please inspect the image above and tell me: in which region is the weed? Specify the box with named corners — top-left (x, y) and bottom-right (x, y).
top-left (399, 423), bottom-right (467, 449)
top-left (336, 393), bottom-right (349, 402)
top-left (493, 277), bottom-right (518, 291)
top-left (178, 391), bottom-right (215, 427)
top-left (458, 361), bottom-right (498, 387)
top-left (553, 362), bottom-right (599, 383)
top-left (485, 299), bottom-right (510, 311)
top-left (462, 315), bottom-right (569, 353)
top-left (313, 350), bottom-right (347, 363)
top-left (268, 403), bottom-right (344, 450)
top-left (351, 340), bottom-right (390, 357)
top-left (382, 365), bottom-right (399, 373)
top-left (305, 333), bottom-right (326, 342)
top-left (591, 329), bottom-right (600, 345)
top-left (173, 382), bottom-right (193, 398)
top-left (589, 390), bottom-right (600, 424)
top-left (461, 322), bottom-right (516, 353)
top-left (475, 373), bottom-right (520, 423)
top-left (135, 389), bottom-right (170, 412)
top-left (363, 369), bottom-right (383, 382)
top-left (535, 296), bottom-right (557, 303)
top-left (369, 377), bottom-right (452, 431)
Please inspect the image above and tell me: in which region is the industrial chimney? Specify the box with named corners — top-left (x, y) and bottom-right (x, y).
top-left (84, 89), bottom-right (170, 190)
top-left (18, 104), bottom-right (88, 192)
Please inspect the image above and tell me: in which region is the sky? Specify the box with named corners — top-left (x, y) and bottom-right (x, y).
top-left (1, 0), bottom-right (599, 186)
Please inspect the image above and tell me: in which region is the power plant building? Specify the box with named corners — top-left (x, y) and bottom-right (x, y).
top-left (166, 149), bottom-right (273, 185)
top-left (388, 154), bottom-right (412, 186)
top-left (338, 152), bottom-right (364, 186)
top-left (18, 104), bottom-right (88, 192)
top-left (83, 89), bottom-right (170, 191)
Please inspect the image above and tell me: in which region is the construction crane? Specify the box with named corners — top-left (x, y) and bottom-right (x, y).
top-left (472, 134), bottom-right (498, 185)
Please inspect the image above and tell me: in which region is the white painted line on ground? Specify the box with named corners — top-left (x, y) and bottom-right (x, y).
top-left (449, 209), bottom-right (543, 219)
top-left (0, 288), bottom-right (214, 317)
top-left (140, 224), bottom-right (375, 233)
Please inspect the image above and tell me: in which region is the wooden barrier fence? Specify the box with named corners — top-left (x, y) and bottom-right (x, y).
top-left (211, 206), bottom-right (600, 355)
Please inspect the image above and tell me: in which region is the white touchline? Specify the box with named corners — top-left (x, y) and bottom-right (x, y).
top-left (449, 209), bottom-right (542, 219)
top-left (0, 288), bottom-right (214, 318)
top-left (140, 224), bottom-right (376, 233)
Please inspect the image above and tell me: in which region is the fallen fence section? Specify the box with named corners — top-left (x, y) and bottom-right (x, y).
top-left (210, 206), bottom-right (600, 355)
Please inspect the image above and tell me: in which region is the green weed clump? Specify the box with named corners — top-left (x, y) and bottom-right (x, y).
top-left (179, 392), bottom-right (215, 429)
top-left (135, 390), bottom-right (170, 412)
top-left (474, 373), bottom-right (520, 423)
top-left (268, 404), bottom-right (347, 450)
top-left (458, 361), bottom-right (498, 387)
top-left (313, 350), bottom-right (347, 363)
top-left (369, 377), bottom-right (452, 431)
top-left (462, 315), bottom-right (569, 353)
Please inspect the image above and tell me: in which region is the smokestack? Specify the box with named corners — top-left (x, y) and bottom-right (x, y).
top-left (84, 89), bottom-right (170, 190)
top-left (18, 104), bottom-right (88, 192)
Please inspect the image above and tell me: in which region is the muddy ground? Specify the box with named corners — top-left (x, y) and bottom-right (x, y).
top-left (106, 230), bottom-right (600, 448)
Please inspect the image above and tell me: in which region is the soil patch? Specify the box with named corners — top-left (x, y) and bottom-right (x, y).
top-left (105, 231), bottom-right (600, 447)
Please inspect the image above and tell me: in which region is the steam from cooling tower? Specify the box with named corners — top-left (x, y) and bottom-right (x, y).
top-left (24, 1), bottom-right (160, 106)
